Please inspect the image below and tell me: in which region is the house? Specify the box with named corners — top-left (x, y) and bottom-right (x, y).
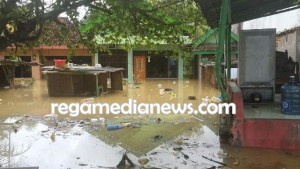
top-left (276, 27), bottom-right (300, 63)
top-left (0, 17), bottom-right (92, 80)
top-left (192, 29), bottom-right (238, 86)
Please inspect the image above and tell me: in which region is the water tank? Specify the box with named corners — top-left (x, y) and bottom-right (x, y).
top-left (281, 76), bottom-right (300, 115)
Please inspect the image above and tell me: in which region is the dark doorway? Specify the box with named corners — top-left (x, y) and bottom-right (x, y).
top-left (146, 56), bottom-right (178, 78)
top-left (5, 56), bottom-right (32, 78)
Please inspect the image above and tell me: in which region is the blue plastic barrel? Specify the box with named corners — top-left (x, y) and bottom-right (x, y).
top-left (106, 124), bottom-right (122, 130)
top-left (281, 76), bottom-right (300, 115)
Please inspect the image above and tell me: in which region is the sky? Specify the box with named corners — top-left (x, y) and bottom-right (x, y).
top-left (242, 8), bottom-right (300, 33)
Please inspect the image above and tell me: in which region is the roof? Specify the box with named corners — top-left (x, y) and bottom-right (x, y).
top-left (195, 0), bottom-right (300, 28)
top-left (277, 27), bottom-right (300, 36)
top-left (193, 28), bottom-right (238, 48)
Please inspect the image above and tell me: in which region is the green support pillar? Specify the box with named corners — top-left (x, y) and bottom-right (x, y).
top-left (128, 48), bottom-right (134, 84)
top-left (226, 25), bottom-right (232, 81)
top-left (216, 0), bottom-right (229, 102)
top-left (178, 51), bottom-right (184, 81)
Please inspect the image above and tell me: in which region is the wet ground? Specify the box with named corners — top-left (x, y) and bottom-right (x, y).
top-left (0, 79), bottom-right (300, 169)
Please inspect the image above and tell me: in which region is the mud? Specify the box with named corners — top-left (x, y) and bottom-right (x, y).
top-left (0, 80), bottom-right (299, 169)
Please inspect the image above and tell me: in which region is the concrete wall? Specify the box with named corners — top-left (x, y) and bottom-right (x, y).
top-left (296, 29), bottom-right (300, 64)
top-left (238, 29), bottom-right (276, 86)
top-left (277, 31), bottom-right (297, 61)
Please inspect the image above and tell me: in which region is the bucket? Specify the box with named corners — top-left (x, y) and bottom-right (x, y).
top-left (54, 59), bottom-right (66, 69)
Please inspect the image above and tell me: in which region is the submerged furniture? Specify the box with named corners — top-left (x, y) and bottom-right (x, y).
top-left (44, 67), bottom-right (124, 97)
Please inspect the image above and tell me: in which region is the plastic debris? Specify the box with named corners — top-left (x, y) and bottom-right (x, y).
top-left (4, 86), bottom-right (10, 89)
top-left (233, 159), bottom-right (240, 165)
top-left (164, 88), bottom-right (172, 92)
top-left (99, 117), bottom-right (106, 125)
top-left (169, 92), bottom-right (176, 99)
top-left (121, 122), bottom-right (131, 127)
top-left (117, 153), bottom-right (135, 168)
top-left (106, 124), bottom-right (122, 130)
top-left (50, 132), bottom-right (56, 142)
top-left (159, 89), bottom-right (165, 96)
top-left (188, 96), bottom-right (196, 100)
top-left (3, 116), bottom-right (24, 124)
top-left (157, 84), bottom-right (163, 88)
top-left (153, 135), bottom-right (163, 141)
top-left (81, 98), bottom-right (94, 103)
top-left (44, 113), bottom-right (58, 119)
top-left (173, 81), bottom-right (176, 85)
top-left (91, 118), bottom-right (98, 122)
top-left (138, 158), bottom-right (149, 165)
top-left (211, 96), bottom-right (222, 103)
top-left (0, 99), bottom-right (2, 102)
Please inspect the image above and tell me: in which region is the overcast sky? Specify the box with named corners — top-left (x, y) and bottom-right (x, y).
top-left (242, 8), bottom-right (300, 33)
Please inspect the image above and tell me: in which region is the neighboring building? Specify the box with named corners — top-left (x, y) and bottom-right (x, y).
top-left (0, 17), bottom-right (92, 80)
top-left (192, 29), bottom-right (239, 85)
top-left (276, 27), bottom-right (300, 63)
top-left (0, 46), bottom-right (91, 80)
top-left (0, 17), bottom-right (188, 82)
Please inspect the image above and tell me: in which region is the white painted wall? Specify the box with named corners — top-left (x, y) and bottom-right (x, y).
top-left (277, 31), bottom-right (297, 61)
top-left (242, 9), bottom-right (300, 33)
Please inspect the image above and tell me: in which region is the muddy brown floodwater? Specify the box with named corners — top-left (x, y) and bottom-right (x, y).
top-left (0, 79), bottom-right (299, 169)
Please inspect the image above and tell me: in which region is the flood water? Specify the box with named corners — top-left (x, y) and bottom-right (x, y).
top-left (0, 79), bottom-right (299, 169)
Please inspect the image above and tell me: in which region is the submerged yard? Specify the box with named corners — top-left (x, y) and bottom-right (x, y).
top-left (0, 79), bottom-right (299, 169)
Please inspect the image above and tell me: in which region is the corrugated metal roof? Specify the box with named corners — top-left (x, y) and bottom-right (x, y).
top-left (195, 0), bottom-right (300, 28)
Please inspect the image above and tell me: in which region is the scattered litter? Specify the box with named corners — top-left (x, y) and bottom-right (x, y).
top-left (169, 92), bottom-right (176, 99)
top-left (181, 152), bottom-right (190, 160)
top-left (121, 122), bottom-right (131, 127)
top-left (185, 81), bottom-right (190, 84)
top-left (0, 99), bottom-right (2, 102)
top-left (67, 119), bottom-right (75, 123)
top-left (159, 89), bottom-right (165, 96)
top-left (217, 151), bottom-right (228, 158)
top-left (191, 116), bottom-right (203, 122)
top-left (157, 84), bottom-right (162, 88)
top-left (202, 155), bottom-right (226, 166)
top-left (131, 124), bottom-right (141, 128)
top-left (81, 98), bottom-right (95, 103)
top-left (211, 96), bottom-right (222, 103)
top-left (157, 118), bottom-right (162, 123)
top-left (41, 129), bottom-right (50, 133)
top-left (201, 96), bottom-right (210, 103)
top-left (44, 113), bottom-right (58, 119)
top-left (106, 124), bottom-right (122, 130)
top-left (138, 158), bottom-right (149, 165)
top-left (173, 146), bottom-right (183, 151)
top-left (164, 88), bottom-right (172, 92)
top-left (3, 116), bottom-right (24, 124)
top-left (117, 153), bottom-right (135, 168)
top-left (91, 118), bottom-right (98, 122)
top-left (202, 143), bottom-right (214, 148)
top-left (4, 86), bottom-right (10, 89)
top-left (233, 159), bottom-right (240, 165)
top-left (50, 132), bottom-right (56, 142)
top-left (78, 164), bottom-right (88, 166)
top-left (114, 116), bottom-right (119, 119)
top-left (99, 118), bottom-right (106, 125)
top-left (188, 96), bottom-right (196, 100)
top-left (173, 81), bottom-right (176, 85)
top-left (153, 135), bottom-right (163, 141)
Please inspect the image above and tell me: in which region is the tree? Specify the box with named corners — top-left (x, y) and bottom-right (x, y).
top-left (0, 0), bottom-right (95, 51)
top-left (0, 0), bottom-right (208, 53)
top-left (79, 0), bottom-right (208, 51)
